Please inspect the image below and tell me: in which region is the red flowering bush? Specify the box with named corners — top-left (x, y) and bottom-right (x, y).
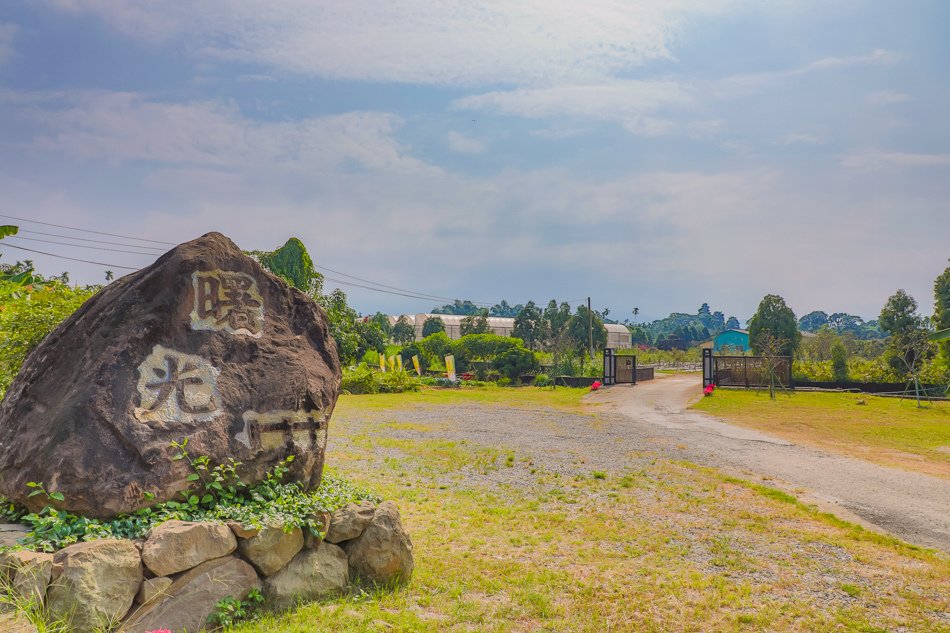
top-left (590, 380), bottom-right (602, 391)
top-left (703, 384), bottom-right (715, 396)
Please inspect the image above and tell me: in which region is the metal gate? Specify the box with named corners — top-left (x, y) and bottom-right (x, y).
top-left (703, 348), bottom-right (792, 388)
top-left (603, 349), bottom-right (637, 385)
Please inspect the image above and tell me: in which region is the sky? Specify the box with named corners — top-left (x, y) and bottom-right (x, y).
top-left (0, 1), bottom-right (948, 324)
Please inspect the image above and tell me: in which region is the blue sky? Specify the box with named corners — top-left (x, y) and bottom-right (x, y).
top-left (1, 1), bottom-right (948, 323)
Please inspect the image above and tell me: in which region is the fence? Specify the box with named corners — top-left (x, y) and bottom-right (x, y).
top-left (702, 349), bottom-right (792, 388)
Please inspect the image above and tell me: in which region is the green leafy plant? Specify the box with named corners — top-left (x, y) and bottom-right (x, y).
top-left (208, 587), bottom-right (266, 628)
top-left (0, 445), bottom-right (379, 553)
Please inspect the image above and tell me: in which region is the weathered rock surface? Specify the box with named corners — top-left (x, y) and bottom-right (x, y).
top-left (141, 520), bottom-right (237, 576)
top-left (0, 611), bottom-right (38, 633)
top-left (0, 522), bottom-right (29, 548)
top-left (238, 524), bottom-right (304, 576)
top-left (0, 550), bottom-right (53, 606)
top-left (325, 502), bottom-right (375, 544)
top-left (46, 539), bottom-right (142, 633)
top-left (342, 501), bottom-right (414, 585)
top-left (135, 576), bottom-right (172, 606)
top-left (263, 541), bottom-right (349, 610)
top-left (121, 555), bottom-right (259, 633)
top-left (0, 232), bottom-right (341, 517)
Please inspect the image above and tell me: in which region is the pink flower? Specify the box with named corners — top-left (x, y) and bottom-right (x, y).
top-left (146, 629), bottom-right (172, 633)
top-left (591, 381), bottom-right (602, 391)
top-left (704, 384), bottom-right (715, 396)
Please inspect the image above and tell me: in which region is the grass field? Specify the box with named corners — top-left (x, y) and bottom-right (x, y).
top-left (692, 389), bottom-right (950, 478)
top-left (230, 387), bottom-right (950, 633)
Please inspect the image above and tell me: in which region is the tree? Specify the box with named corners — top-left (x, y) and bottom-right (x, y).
top-left (879, 289), bottom-right (930, 377)
top-left (934, 261), bottom-right (950, 360)
top-left (879, 290), bottom-right (922, 338)
top-left (492, 346), bottom-right (539, 382)
top-left (831, 341), bottom-right (849, 382)
top-left (249, 237), bottom-right (323, 295)
top-left (748, 294), bottom-right (800, 356)
top-left (725, 316), bottom-right (741, 330)
top-left (566, 305), bottom-right (606, 355)
top-left (698, 303), bottom-right (711, 315)
top-left (370, 312), bottom-right (392, 338)
top-left (392, 316), bottom-right (415, 345)
top-left (431, 300), bottom-right (481, 315)
top-left (489, 300), bottom-right (523, 318)
top-left (419, 332), bottom-right (452, 365)
top-left (513, 301), bottom-right (542, 350)
top-left (421, 315), bottom-right (445, 338)
top-left (460, 311), bottom-right (490, 336)
top-left (798, 310), bottom-right (829, 333)
top-left (540, 300), bottom-right (572, 349)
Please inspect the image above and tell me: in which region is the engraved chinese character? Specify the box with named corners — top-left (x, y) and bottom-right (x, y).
top-left (135, 345), bottom-right (223, 424)
top-left (236, 409), bottom-right (327, 453)
top-left (191, 271), bottom-right (264, 337)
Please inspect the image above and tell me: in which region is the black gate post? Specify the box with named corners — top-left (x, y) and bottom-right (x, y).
top-left (632, 355), bottom-right (638, 385)
top-left (603, 348), bottom-right (616, 385)
top-left (702, 348), bottom-right (713, 388)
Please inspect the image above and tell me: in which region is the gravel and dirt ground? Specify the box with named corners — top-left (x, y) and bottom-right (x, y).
top-left (591, 373), bottom-right (950, 553)
top-left (334, 374), bottom-right (950, 553)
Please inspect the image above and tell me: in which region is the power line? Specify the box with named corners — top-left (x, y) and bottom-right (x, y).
top-left (0, 214), bottom-right (176, 246)
top-left (7, 236), bottom-right (162, 256)
top-left (19, 229), bottom-right (166, 252)
top-left (0, 242), bottom-right (140, 270)
top-left (314, 264), bottom-right (495, 307)
top-left (4, 215), bottom-right (584, 310)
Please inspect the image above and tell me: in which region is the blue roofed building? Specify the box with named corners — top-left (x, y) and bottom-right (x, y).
top-left (713, 329), bottom-right (750, 353)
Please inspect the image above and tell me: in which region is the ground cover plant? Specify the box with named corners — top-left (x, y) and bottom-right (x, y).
top-left (0, 447), bottom-right (378, 553)
top-left (228, 387), bottom-right (949, 633)
top-left (692, 389), bottom-right (950, 479)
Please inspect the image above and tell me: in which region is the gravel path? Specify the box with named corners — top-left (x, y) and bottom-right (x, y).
top-left (334, 374), bottom-right (950, 553)
top-left (591, 373), bottom-right (950, 552)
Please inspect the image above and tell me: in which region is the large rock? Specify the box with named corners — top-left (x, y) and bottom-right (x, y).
top-left (263, 541), bottom-right (348, 611)
top-left (46, 539), bottom-right (142, 633)
top-left (141, 520), bottom-right (237, 576)
top-left (0, 232), bottom-right (340, 517)
top-left (325, 502), bottom-right (375, 544)
top-left (0, 550), bottom-right (53, 606)
top-left (342, 501), bottom-right (414, 586)
top-left (121, 555), bottom-right (260, 633)
top-left (238, 524), bottom-right (304, 576)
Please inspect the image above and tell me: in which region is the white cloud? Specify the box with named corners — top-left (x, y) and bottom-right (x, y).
top-left (39, 0), bottom-right (748, 86)
top-left (446, 131), bottom-right (486, 155)
top-left (777, 133), bottom-right (824, 145)
top-left (709, 49), bottom-right (903, 98)
top-left (454, 80), bottom-right (693, 135)
top-left (866, 90), bottom-right (912, 106)
top-left (840, 150), bottom-right (950, 170)
top-left (11, 90), bottom-right (434, 175)
top-left (0, 23), bottom-right (17, 66)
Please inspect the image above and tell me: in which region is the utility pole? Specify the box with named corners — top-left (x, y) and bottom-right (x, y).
top-left (588, 297), bottom-right (593, 361)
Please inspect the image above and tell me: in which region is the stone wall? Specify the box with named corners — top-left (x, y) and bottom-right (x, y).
top-left (0, 501), bottom-right (413, 633)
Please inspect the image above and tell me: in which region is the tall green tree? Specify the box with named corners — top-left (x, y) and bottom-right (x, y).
top-left (392, 316), bottom-right (415, 345)
top-left (460, 311), bottom-right (490, 336)
top-left (879, 289), bottom-right (930, 376)
top-left (879, 289), bottom-right (921, 337)
top-left (934, 261), bottom-right (950, 360)
top-left (421, 315), bottom-right (445, 338)
top-left (748, 294), bottom-right (800, 356)
top-left (513, 301), bottom-right (542, 350)
top-left (566, 305), bottom-right (607, 355)
top-left (369, 312), bottom-right (392, 338)
top-left (392, 316), bottom-right (416, 345)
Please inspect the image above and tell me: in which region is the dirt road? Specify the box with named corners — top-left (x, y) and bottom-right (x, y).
top-left (590, 374), bottom-right (950, 552)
